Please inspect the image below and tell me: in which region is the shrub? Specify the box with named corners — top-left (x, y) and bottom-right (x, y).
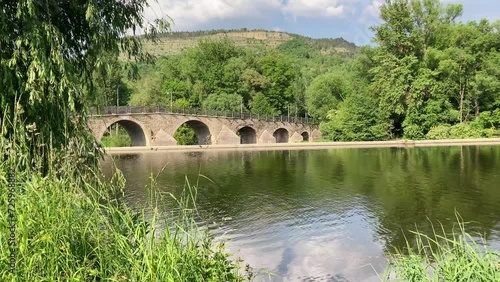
top-left (403, 124), bottom-right (425, 140)
top-left (426, 123), bottom-right (488, 140)
top-left (448, 123), bottom-right (485, 139)
top-left (426, 124), bottom-right (452, 140)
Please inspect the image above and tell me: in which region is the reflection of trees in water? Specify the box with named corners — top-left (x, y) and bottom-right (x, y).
top-left (103, 146), bottom-right (500, 254)
top-left (318, 146), bottom-right (500, 253)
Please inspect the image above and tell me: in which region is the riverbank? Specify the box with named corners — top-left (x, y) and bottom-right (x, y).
top-left (0, 148), bottom-right (246, 281)
top-left (104, 138), bottom-right (500, 154)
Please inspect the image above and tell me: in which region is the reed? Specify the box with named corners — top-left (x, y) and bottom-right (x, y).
top-left (384, 216), bottom-right (500, 282)
top-left (0, 120), bottom-right (246, 281)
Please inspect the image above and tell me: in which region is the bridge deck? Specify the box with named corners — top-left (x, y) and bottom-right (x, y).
top-left (90, 106), bottom-right (318, 125)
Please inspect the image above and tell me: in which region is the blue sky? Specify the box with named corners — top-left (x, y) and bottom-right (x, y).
top-left (146, 0), bottom-right (500, 46)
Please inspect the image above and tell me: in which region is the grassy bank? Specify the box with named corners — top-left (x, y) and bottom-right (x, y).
top-left (385, 219), bottom-right (500, 281)
top-left (0, 142), bottom-right (246, 281)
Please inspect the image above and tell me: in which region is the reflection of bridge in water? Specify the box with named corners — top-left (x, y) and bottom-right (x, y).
top-left (89, 106), bottom-right (322, 146)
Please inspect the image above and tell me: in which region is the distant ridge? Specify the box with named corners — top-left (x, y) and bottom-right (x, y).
top-left (140, 28), bottom-right (358, 56)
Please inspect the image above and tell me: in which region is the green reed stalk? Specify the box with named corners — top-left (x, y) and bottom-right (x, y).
top-left (0, 117), bottom-right (247, 281)
top-left (384, 215), bottom-right (500, 282)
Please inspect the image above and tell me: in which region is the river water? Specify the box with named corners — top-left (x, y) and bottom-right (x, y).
top-left (101, 146), bottom-right (500, 282)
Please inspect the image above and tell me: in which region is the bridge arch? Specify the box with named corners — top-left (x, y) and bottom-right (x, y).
top-left (97, 118), bottom-right (150, 147)
top-left (174, 119), bottom-right (212, 145)
top-left (237, 126), bottom-right (257, 144)
top-left (301, 131), bottom-right (310, 142)
top-left (273, 128), bottom-right (289, 143)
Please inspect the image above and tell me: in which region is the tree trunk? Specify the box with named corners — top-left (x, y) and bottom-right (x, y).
top-left (459, 87), bottom-right (464, 123)
top-left (475, 96), bottom-right (479, 117)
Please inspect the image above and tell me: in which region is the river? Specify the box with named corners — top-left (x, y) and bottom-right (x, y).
top-left (101, 145), bottom-right (500, 282)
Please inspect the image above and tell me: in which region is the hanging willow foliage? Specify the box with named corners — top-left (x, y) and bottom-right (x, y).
top-left (0, 0), bottom-right (168, 170)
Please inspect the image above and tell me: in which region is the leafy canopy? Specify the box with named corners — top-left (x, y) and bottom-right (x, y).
top-left (0, 0), bottom-right (167, 163)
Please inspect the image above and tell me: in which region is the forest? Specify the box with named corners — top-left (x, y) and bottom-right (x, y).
top-left (90, 0), bottom-right (500, 142)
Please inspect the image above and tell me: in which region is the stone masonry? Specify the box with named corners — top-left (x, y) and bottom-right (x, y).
top-left (88, 113), bottom-right (322, 146)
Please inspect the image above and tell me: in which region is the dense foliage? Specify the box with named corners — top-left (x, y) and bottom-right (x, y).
top-left (113, 0), bottom-right (500, 142)
top-left (0, 135), bottom-right (245, 281)
top-left (116, 36), bottom-right (355, 120)
top-left (0, 0), bottom-right (168, 167)
top-left (0, 1), bottom-right (245, 281)
top-left (369, 0), bottom-right (500, 140)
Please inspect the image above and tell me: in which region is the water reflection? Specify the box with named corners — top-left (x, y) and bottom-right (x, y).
top-left (101, 146), bottom-right (500, 282)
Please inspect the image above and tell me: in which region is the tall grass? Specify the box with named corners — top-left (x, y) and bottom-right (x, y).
top-left (0, 119), bottom-right (246, 281)
top-left (384, 216), bottom-right (500, 282)
top-left (101, 126), bottom-right (132, 147)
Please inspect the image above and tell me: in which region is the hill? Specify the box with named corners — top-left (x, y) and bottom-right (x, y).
top-left (141, 29), bottom-right (358, 57)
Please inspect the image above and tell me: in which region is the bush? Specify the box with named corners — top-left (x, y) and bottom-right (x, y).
top-left (476, 109), bottom-right (500, 129)
top-left (101, 127), bottom-right (132, 147)
top-left (174, 124), bottom-right (198, 145)
top-left (426, 124), bottom-right (452, 140)
top-left (403, 124), bottom-right (425, 140)
top-left (448, 123), bottom-right (485, 139)
top-left (426, 123), bottom-right (487, 140)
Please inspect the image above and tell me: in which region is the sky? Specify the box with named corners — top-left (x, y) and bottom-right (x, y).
top-left (145, 0), bottom-right (500, 46)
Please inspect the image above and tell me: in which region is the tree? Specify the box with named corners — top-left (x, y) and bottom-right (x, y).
top-left (427, 20), bottom-right (500, 123)
top-left (258, 54), bottom-right (297, 114)
top-left (89, 54), bottom-right (131, 109)
top-left (370, 0), bottom-right (464, 136)
top-left (202, 93), bottom-right (242, 112)
top-left (174, 124), bottom-right (197, 145)
top-left (0, 0), bottom-right (167, 168)
top-left (186, 40), bottom-right (242, 101)
top-left (129, 75), bottom-right (168, 106)
top-left (250, 93), bottom-right (279, 116)
top-left (305, 73), bottom-right (350, 121)
top-left (321, 93), bottom-right (390, 141)
top-left (241, 68), bottom-right (271, 102)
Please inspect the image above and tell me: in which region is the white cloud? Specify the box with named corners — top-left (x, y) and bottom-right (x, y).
top-left (282, 0), bottom-right (346, 18)
top-left (145, 0), bottom-right (363, 30)
top-left (364, 0), bottom-right (384, 18)
top-left (214, 205), bottom-right (388, 282)
top-left (358, 0), bottom-right (384, 24)
top-left (145, 0), bottom-right (281, 29)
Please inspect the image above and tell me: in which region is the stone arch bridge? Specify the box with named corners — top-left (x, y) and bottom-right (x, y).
top-left (88, 106), bottom-right (322, 146)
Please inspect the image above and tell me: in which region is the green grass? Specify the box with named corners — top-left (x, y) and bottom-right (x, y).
top-left (384, 217), bottom-right (500, 282)
top-left (101, 127), bottom-right (132, 147)
top-left (313, 138), bottom-right (333, 142)
top-left (101, 134), bottom-right (132, 147)
top-left (0, 129), bottom-right (247, 281)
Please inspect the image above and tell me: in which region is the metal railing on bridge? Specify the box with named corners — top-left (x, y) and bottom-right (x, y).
top-left (90, 106), bottom-right (318, 125)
